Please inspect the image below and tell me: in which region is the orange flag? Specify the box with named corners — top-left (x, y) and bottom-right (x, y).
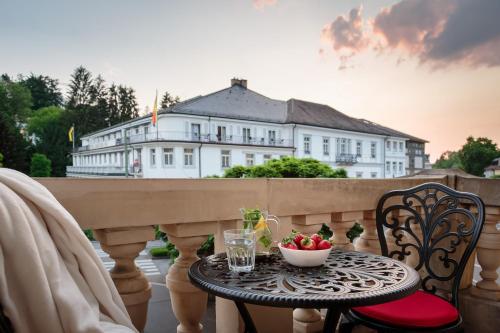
top-left (152, 91), bottom-right (158, 126)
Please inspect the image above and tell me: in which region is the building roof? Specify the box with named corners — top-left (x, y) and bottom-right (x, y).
top-left (83, 80), bottom-right (427, 142)
top-left (286, 99), bottom-right (427, 140)
top-left (164, 84), bottom-right (287, 123)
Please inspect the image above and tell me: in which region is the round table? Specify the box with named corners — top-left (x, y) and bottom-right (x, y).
top-left (189, 250), bottom-right (420, 333)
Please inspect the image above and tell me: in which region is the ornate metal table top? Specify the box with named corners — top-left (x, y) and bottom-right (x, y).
top-left (189, 250), bottom-right (420, 309)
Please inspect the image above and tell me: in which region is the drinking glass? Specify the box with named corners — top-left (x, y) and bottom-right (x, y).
top-left (224, 229), bottom-right (256, 272)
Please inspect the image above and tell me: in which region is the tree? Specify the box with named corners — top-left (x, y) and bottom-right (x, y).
top-left (459, 137), bottom-right (500, 176)
top-left (0, 77), bottom-right (33, 172)
top-left (0, 152), bottom-right (3, 167)
top-left (118, 85), bottom-right (139, 121)
top-left (160, 91), bottom-right (180, 109)
top-left (30, 153), bottom-right (51, 177)
top-left (27, 106), bottom-right (71, 176)
top-left (67, 66), bottom-right (93, 109)
top-left (433, 151), bottom-right (463, 169)
top-left (19, 73), bottom-right (63, 110)
top-left (222, 157), bottom-right (347, 178)
top-left (107, 84), bottom-right (120, 125)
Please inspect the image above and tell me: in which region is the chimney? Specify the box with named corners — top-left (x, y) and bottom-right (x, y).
top-left (230, 78), bottom-right (247, 88)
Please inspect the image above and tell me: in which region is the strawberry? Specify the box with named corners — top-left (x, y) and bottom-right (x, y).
top-left (317, 239), bottom-right (332, 250)
top-left (310, 233), bottom-right (323, 245)
top-left (300, 236), bottom-right (317, 250)
top-left (293, 233), bottom-right (304, 246)
top-left (284, 242), bottom-right (298, 250)
top-left (281, 236), bottom-right (298, 250)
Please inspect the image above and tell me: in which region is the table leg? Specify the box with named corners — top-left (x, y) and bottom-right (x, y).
top-left (235, 301), bottom-right (258, 333)
top-left (323, 308), bottom-right (341, 333)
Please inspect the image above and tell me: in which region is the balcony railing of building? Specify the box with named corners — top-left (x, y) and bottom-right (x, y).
top-left (335, 153), bottom-right (358, 165)
top-left (66, 165), bottom-right (126, 176)
top-left (75, 131), bottom-right (294, 152)
top-left (37, 176), bottom-right (500, 333)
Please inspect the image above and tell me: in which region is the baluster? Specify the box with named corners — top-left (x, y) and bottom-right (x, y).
top-left (471, 207), bottom-right (500, 300)
top-left (162, 223), bottom-right (212, 333)
top-left (331, 211), bottom-right (362, 250)
top-left (354, 210), bottom-right (381, 254)
top-left (94, 226), bottom-right (155, 332)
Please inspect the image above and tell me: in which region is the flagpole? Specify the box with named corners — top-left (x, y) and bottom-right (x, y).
top-left (72, 123), bottom-right (75, 151)
top-left (156, 89), bottom-right (159, 141)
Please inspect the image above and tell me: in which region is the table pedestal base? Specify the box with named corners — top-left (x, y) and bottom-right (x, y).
top-left (234, 303), bottom-right (342, 333)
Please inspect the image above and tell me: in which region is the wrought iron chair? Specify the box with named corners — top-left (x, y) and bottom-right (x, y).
top-left (340, 182), bottom-right (485, 333)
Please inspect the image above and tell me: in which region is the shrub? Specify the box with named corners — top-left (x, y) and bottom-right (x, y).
top-left (222, 157), bottom-right (347, 179)
top-left (83, 229), bottom-right (95, 241)
top-left (30, 153), bottom-right (51, 177)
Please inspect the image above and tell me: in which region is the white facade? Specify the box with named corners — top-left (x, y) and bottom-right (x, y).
top-left (68, 81), bottom-right (413, 179)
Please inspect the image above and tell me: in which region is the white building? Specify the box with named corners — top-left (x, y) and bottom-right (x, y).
top-left (67, 79), bottom-right (426, 179)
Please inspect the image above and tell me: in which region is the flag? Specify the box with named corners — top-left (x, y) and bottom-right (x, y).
top-left (68, 125), bottom-right (74, 142)
top-left (152, 90), bottom-right (158, 126)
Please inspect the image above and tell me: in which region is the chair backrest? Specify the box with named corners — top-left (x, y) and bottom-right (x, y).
top-left (376, 182), bottom-right (485, 308)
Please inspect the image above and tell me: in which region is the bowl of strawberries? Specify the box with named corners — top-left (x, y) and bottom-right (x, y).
top-left (278, 231), bottom-right (333, 267)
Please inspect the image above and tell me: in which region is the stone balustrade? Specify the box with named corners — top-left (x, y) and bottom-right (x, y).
top-left (37, 176), bottom-right (500, 333)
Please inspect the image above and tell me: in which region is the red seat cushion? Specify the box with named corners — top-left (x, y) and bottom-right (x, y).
top-left (352, 291), bottom-right (459, 328)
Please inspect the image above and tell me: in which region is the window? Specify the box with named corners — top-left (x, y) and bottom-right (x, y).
top-left (304, 135), bottom-right (311, 154)
top-left (149, 148), bottom-right (156, 167)
top-left (184, 148), bottom-right (194, 166)
top-left (338, 138), bottom-right (348, 155)
top-left (217, 126), bottom-right (226, 142)
top-left (356, 172), bottom-right (363, 178)
top-left (371, 172), bottom-right (377, 178)
top-left (370, 142), bottom-right (377, 158)
top-left (221, 150), bottom-right (231, 168)
top-left (393, 161), bottom-right (397, 174)
top-left (386, 161), bottom-right (390, 172)
top-left (243, 128), bottom-right (251, 143)
top-left (393, 141), bottom-right (397, 151)
top-left (246, 153), bottom-right (255, 166)
top-left (135, 127), bottom-right (139, 134)
top-left (191, 124), bottom-right (201, 141)
top-left (263, 154), bottom-right (272, 163)
top-left (386, 141), bottom-right (391, 150)
top-left (268, 130), bottom-right (276, 145)
top-left (323, 137), bottom-right (330, 155)
top-left (399, 142), bottom-right (403, 152)
top-left (163, 148), bottom-right (174, 166)
top-left (399, 162), bottom-right (403, 173)
top-left (356, 141), bottom-right (362, 157)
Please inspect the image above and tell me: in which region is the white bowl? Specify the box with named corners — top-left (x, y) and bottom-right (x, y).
top-left (278, 243), bottom-right (332, 267)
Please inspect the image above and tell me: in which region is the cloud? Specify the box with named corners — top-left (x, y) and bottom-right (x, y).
top-left (373, 0), bottom-right (500, 68)
top-left (253, 0), bottom-right (277, 10)
top-left (321, 6), bottom-right (368, 53)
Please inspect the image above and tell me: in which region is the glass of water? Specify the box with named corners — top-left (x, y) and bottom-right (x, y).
top-left (224, 229), bottom-right (256, 272)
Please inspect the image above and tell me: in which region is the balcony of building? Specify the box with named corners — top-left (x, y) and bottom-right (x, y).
top-left (21, 175), bottom-right (497, 333)
top-left (75, 131), bottom-right (294, 153)
top-left (335, 153), bottom-right (358, 165)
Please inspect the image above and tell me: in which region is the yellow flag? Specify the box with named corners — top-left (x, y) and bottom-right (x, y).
top-left (152, 91), bottom-right (158, 126)
top-left (68, 126), bottom-right (74, 142)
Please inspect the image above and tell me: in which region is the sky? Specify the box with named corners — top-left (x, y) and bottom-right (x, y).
top-left (1, 0), bottom-right (499, 161)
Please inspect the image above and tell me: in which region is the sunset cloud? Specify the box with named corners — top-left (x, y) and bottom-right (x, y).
top-left (321, 6), bottom-right (368, 53)
top-left (374, 0), bottom-right (500, 68)
top-left (253, 0), bottom-right (277, 10)
top-left (322, 0), bottom-right (500, 69)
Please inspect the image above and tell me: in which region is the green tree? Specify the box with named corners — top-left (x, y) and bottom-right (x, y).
top-left (459, 137), bottom-right (500, 176)
top-left (27, 106), bottom-right (71, 176)
top-left (160, 91), bottom-right (180, 109)
top-left (118, 85), bottom-right (139, 121)
top-left (30, 153), bottom-right (51, 177)
top-left (67, 66), bottom-right (93, 109)
top-left (0, 152), bottom-right (3, 167)
top-left (19, 73), bottom-right (63, 110)
top-left (222, 157), bottom-right (347, 179)
top-left (433, 151), bottom-right (463, 169)
top-left (0, 76), bottom-right (33, 172)
top-left (107, 84), bottom-right (120, 125)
